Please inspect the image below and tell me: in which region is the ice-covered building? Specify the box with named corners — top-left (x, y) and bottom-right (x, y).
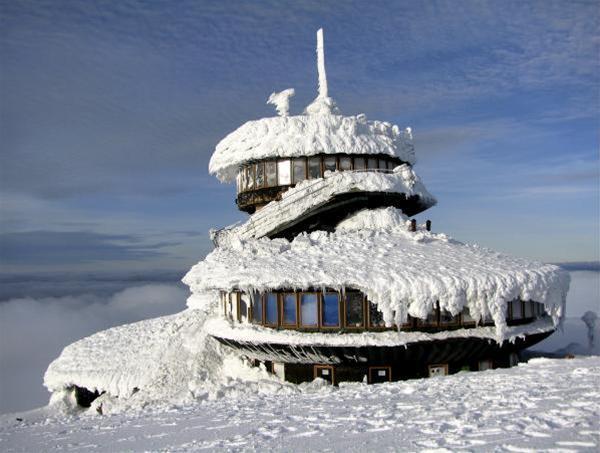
top-left (44, 30), bottom-right (570, 410)
top-left (183, 29), bottom-right (570, 384)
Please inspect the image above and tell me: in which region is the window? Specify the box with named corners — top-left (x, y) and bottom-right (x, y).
top-left (378, 159), bottom-right (387, 170)
top-left (255, 162), bottom-right (265, 188)
top-left (236, 173), bottom-right (241, 193)
top-left (292, 158), bottom-right (306, 184)
top-left (322, 292), bottom-right (340, 327)
top-left (245, 165), bottom-right (254, 190)
top-left (239, 293), bottom-right (249, 322)
top-left (240, 169), bottom-right (247, 192)
top-left (367, 157), bottom-right (378, 169)
top-left (439, 309), bottom-right (457, 325)
top-left (308, 157), bottom-right (321, 179)
top-left (368, 302), bottom-right (385, 327)
top-left (277, 160), bottom-right (291, 185)
top-left (252, 295), bottom-right (263, 323)
top-left (265, 161), bottom-right (277, 187)
top-left (339, 156), bottom-right (352, 171)
top-left (511, 300), bottom-right (523, 320)
top-left (461, 307), bottom-right (475, 324)
top-left (282, 293), bottom-right (297, 326)
top-left (387, 160), bottom-right (396, 170)
top-left (265, 293), bottom-right (278, 325)
top-left (524, 301), bottom-right (533, 318)
top-left (323, 156), bottom-right (337, 173)
top-left (314, 365), bottom-right (334, 384)
top-left (345, 292), bottom-right (364, 328)
top-left (300, 293), bottom-right (318, 327)
top-left (353, 157), bottom-right (366, 170)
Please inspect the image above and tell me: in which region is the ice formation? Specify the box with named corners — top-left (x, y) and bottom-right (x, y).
top-left (186, 207), bottom-right (569, 340)
top-left (209, 114), bottom-right (415, 182)
top-left (43, 27), bottom-right (572, 415)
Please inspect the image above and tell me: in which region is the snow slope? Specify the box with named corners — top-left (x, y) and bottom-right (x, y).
top-left (5, 356), bottom-right (599, 452)
top-left (209, 113), bottom-right (415, 182)
top-left (186, 208), bottom-right (570, 340)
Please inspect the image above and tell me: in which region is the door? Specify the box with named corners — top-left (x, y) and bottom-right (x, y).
top-left (368, 366), bottom-right (392, 384)
top-left (314, 365), bottom-right (334, 384)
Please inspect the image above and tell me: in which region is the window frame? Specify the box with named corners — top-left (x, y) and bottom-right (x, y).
top-left (343, 291), bottom-right (366, 330)
top-left (368, 366), bottom-right (392, 383)
top-left (277, 159), bottom-right (292, 186)
top-left (320, 291), bottom-right (341, 329)
top-left (313, 365), bottom-right (335, 385)
top-left (292, 157), bottom-right (307, 185)
top-left (263, 292), bottom-right (279, 327)
top-left (281, 292), bottom-right (298, 328)
top-left (254, 161), bottom-right (265, 189)
top-left (299, 291), bottom-right (319, 328)
top-left (367, 300), bottom-right (386, 329)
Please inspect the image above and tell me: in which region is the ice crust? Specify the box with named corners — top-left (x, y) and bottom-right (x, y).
top-left (186, 208), bottom-right (570, 340)
top-left (209, 113), bottom-right (416, 182)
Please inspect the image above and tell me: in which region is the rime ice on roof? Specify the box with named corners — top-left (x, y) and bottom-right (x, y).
top-left (209, 28), bottom-right (415, 182)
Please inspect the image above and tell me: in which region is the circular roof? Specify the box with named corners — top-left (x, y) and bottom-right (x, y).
top-left (209, 110), bottom-right (416, 182)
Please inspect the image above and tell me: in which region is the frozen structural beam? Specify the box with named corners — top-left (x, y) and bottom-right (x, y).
top-left (317, 28), bottom-right (328, 98)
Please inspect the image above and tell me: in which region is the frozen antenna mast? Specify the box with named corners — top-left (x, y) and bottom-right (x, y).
top-left (306, 28), bottom-right (338, 114)
top-left (317, 28), bottom-right (328, 98)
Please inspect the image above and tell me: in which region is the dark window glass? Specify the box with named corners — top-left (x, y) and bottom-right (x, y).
top-left (283, 293), bottom-right (297, 325)
top-left (426, 306), bottom-right (439, 326)
top-left (345, 292), bottom-right (364, 327)
top-left (292, 158), bottom-right (306, 184)
top-left (308, 157), bottom-right (321, 179)
top-left (339, 157), bottom-right (352, 171)
top-left (300, 293), bottom-right (318, 326)
top-left (387, 160), bottom-right (396, 170)
top-left (354, 157), bottom-right (366, 170)
top-left (265, 293), bottom-right (278, 325)
top-left (367, 158), bottom-right (378, 169)
top-left (462, 307), bottom-right (475, 324)
top-left (324, 156), bottom-right (337, 173)
top-left (252, 296), bottom-right (263, 323)
top-left (440, 310), bottom-right (455, 324)
top-left (265, 161), bottom-right (277, 187)
top-left (368, 302), bottom-right (385, 327)
top-left (378, 159), bottom-right (387, 170)
top-left (255, 162), bottom-right (265, 188)
top-left (512, 300), bottom-right (523, 319)
top-left (239, 294), bottom-right (248, 322)
top-left (524, 301), bottom-right (533, 318)
top-left (322, 292), bottom-right (340, 327)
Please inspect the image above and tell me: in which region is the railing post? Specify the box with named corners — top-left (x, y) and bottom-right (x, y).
top-left (409, 219), bottom-right (416, 232)
top-left (426, 220), bottom-right (431, 231)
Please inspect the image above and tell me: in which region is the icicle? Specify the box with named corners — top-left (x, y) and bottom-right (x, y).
top-left (316, 28), bottom-right (328, 99)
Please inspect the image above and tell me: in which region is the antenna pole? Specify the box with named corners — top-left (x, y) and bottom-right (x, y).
top-left (317, 28), bottom-right (328, 98)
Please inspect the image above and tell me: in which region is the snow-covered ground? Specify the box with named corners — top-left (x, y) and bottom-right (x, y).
top-left (1, 356), bottom-right (598, 452)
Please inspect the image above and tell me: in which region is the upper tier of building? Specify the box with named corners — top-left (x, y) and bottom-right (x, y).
top-left (208, 111), bottom-right (416, 183)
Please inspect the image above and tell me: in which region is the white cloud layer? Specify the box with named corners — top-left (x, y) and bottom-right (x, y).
top-left (0, 284), bottom-right (188, 414)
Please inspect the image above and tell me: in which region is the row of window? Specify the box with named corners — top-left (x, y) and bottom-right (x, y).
top-left (235, 154), bottom-right (403, 194)
top-left (221, 291), bottom-right (546, 331)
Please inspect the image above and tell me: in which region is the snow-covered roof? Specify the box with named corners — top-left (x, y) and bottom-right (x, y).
top-left (184, 208), bottom-right (570, 340)
top-left (209, 113), bottom-right (416, 182)
top-left (213, 166), bottom-right (435, 245)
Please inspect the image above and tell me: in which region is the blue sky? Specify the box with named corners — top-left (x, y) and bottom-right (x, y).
top-left (1, 0), bottom-right (598, 274)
